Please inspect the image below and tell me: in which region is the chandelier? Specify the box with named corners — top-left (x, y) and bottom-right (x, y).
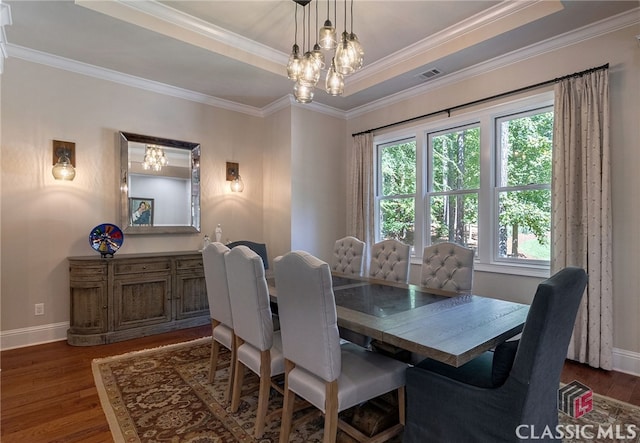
top-left (142, 145), bottom-right (168, 172)
top-left (286, 0), bottom-right (364, 104)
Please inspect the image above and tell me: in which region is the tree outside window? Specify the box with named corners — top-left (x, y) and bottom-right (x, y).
top-left (377, 140), bottom-right (416, 246)
top-left (429, 126), bottom-right (480, 251)
top-left (496, 107), bottom-right (553, 262)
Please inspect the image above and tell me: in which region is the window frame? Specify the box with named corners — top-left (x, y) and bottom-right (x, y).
top-left (373, 92), bottom-right (554, 277)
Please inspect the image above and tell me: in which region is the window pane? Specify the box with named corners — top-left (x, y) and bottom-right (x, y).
top-left (429, 193), bottom-right (478, 250)
top-left (380, 141), bottom-right (416, 196)
top-left (379, 197), bottom-right (415, 246)
top-left (432, 127), bottom-right (480, 192)
top-left (497, 189), bottom-right (551, 260)
top-left (498, 111), bottom-right (553, 187)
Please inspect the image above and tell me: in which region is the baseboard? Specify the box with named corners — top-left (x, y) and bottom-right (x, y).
top-left (0, 322), bottom-right (69, 351)
top-left (613, 348), bottom-right (640, 377)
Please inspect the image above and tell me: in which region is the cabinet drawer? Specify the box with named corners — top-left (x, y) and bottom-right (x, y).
top-left (114, 260), bottom-right (171, 275)
top-left (69, 263), bottom-right (107, 281)
top-left (176, 257), bottom-right (204, 271)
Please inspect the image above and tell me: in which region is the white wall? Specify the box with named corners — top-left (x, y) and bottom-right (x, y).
top-left (290, 106), bottom-right (347, 263)
top-left (1, 58), bottom-right (264, 340)
top-left (347, 25), bottom-right (640, 362)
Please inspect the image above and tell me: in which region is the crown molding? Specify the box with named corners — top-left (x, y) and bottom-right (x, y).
top-left (7, 44), bottom-right (264, 117)
top-left (346, 7), bottom-right (640, 119)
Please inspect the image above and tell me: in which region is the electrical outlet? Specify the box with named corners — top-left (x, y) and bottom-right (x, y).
top-left (35, 303), bottom-right (44, 316)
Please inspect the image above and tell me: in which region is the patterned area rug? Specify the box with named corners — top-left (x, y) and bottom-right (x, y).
top-left (93, 338), bottom-right (640, 443)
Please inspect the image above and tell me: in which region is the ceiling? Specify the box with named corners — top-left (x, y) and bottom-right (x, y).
top-left (4, 0), bottom-right (638, 113)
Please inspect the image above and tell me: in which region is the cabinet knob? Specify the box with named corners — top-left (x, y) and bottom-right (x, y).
top-left (102, 306), bottom-right (108, 309)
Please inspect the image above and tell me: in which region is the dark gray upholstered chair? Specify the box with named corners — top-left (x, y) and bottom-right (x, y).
top-left (403, 267), bottom-right (588, 443)
top-left (227, 240), bottom-right (269, 270)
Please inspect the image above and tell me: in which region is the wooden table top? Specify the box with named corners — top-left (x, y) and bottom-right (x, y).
top-left (268, 273), bottom-right (529, 367)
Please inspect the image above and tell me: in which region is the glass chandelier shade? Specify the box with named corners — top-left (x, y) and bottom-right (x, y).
top-left (312, 43), bottom-right (325, 70)
top-left (334, 31), bottom-right (357, 76)
top-left (319, 19), bottom-right (336, 49)
top-left (294, 81), bottom-right (314, 103)
top-left (142, 145), bottom-right (168, 172)
top-left (286, 44), bottom-right (302, 80)
top-left (299, 51), bottom-right (321, 87)
top-left (325, 58), bottom-right (344, 96)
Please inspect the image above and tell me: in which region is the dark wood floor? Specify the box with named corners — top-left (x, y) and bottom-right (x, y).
top-left (1, 325), bottom-right (639, 443)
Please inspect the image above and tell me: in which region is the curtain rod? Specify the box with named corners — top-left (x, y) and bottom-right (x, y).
top-left (352, 63), bottom-right (609, 137)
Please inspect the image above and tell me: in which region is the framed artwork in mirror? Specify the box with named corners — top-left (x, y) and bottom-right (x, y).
top-left (130, 197), bottom-right (154, 226)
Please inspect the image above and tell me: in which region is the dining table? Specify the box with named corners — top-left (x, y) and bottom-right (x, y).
top-left (268, 272), bottom-right (529, 368)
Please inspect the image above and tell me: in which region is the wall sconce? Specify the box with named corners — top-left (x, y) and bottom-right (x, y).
top-left (52, 140), bottom-right (76, 181)
top-left (226, 161), bottom-right (244, 192)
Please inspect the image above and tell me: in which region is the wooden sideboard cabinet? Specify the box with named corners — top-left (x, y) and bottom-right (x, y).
top-left (67, 251), bottom-right (209, 346)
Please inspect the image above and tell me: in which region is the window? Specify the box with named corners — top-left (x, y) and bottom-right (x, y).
top-left (376, 139), bottom-right (416, 247)
top-left (374, 93), bottom-right (553, 275)
top-left (495, 107), bottom-right (553, 264)
top-left (428, 125), bottom-right (480, 251)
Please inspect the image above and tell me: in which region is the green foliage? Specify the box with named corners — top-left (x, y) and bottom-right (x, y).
top-left (379, 142), bottom-right (416, 244)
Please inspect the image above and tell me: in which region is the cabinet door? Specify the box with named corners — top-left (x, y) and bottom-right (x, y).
top-left (69, 263), bottom-right (108, 334)
top-left (113, 273), bottom-right (172, 330)
top-left (175, 257), bottom-right (209, 320)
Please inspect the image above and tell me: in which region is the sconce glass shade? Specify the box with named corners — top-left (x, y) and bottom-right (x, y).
top-left (230, 175), bottom-right (244, 192)
top-left (319, 19), bottom-right (337, 50)
top-left (52, 154), bottom-right (76, 180)
top-left (326, 59), bottom-right (344, 96)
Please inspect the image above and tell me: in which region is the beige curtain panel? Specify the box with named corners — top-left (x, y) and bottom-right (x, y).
top-left (552, 68), bottom-right (612, 370)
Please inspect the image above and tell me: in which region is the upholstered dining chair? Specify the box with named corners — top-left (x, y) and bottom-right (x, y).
top-left (274, 250), bottom-right (408, 443)
top-left (227, 240), bottom-right (269, 270)
top-left (403, 267), bottom-right (588, 443)
top-left (421, 241), bottom-right (475, 292)
top-left (331, 236), bottom-right (366, 276)
top-left (201, 242), bottom-right (235, 403)
top-left (224, 245), bottom-right (284, 438)
top-left (369, 239), bottom-right (411, 283)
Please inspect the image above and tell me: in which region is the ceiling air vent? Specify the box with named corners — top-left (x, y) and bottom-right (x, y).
top-left (418, 68), bottom-right (442, 80)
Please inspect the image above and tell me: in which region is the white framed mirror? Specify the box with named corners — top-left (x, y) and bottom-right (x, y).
top-left (119, 131), bottom-right (201, 234)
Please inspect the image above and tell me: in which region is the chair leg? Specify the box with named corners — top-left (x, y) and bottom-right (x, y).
top-left (323, 380), bottom-right (339, 443)
top-left (254, 350), bottom-right (272, 439)
top-left (230, 337), bottom-right (245, 413)
top-left (209, 340), bottom-right (220, 384)
top-left (208, 320), bottom-right (219, 383)
top-left (279, 360), bottom-right (296, 443)
top-left (224, 332), bottom-right (237, 404)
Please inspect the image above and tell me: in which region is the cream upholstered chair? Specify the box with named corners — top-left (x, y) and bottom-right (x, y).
top-left (274, 251), bottom-right (407, 443)
top-left (421, 242), bottom-right (474, 292)
top-left (368, 239), bottom-right (411, 283)
top-left (202, 242), bottom-right (235, 403)
top-left (227, 240), bottom-right (269, 269)
top-left (330, 236), bottom-right (366, 276)
top-left (224, 245), bottom-right (284, 438)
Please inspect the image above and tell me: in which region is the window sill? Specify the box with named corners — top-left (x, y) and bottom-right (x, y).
top-left (474, 263), bottom-right (550, 278)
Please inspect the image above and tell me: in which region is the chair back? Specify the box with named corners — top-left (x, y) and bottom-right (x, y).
top-left (225, 245), bottom-right (273, 351)
top-left (202, 242), bottom-right (233, 327)
top-left (331, 236), bottom-right (366, 276)
top-left (274, 251), bottom-right (342, 383)
top-left (227, 240), bottom-right (269, 270)
top-left (421, 242), bottom-right (474, 292)
top-left (511, 266), bottom-right (588, 424)
top-left (369, 239), bottom-right (410, 283)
